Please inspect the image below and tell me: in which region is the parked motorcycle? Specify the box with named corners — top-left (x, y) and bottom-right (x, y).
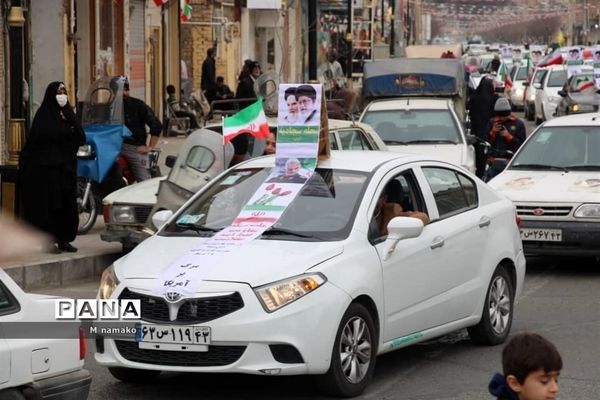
top-left (77, 145), bottom-right (161, 234)
top-left (474, 138), bottom-right (514, 182)
top-left (76, 76), bottom-right (161, 234)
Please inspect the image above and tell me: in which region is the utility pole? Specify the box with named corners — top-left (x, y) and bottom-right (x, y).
top-left (308, 0), bottom-right (317, 81)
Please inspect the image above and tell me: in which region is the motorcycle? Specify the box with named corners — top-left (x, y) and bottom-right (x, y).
top-left (76, 76), bottom-right (161, 234)
top-left (77, 145), bottom-right (161, 234)
top-left (474, 138), bottom-right (514, 182)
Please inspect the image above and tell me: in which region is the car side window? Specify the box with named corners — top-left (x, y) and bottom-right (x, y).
top-left (0, 281), bottom-right (20, 316)
top-left (422, 167), bottom-right (478, 218)
top-left (329, 132), bottom-right (339, 150)
top-left (368, 170), bottom-right (428, 243)
top-left (338, 129), bottom-right (373, 150)
top-left (186, 146), bottom-right (215, 172)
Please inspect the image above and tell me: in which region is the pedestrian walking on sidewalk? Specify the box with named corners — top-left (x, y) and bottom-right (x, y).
top-left (18, 81), bottom-right (86, 253)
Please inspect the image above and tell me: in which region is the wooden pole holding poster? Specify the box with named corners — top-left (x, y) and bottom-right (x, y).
top-left (318, 92), bottom-right (331, 162)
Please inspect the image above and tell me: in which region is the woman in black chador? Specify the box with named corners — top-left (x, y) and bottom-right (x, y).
top-left (19, 81), bottom-right (86, 253)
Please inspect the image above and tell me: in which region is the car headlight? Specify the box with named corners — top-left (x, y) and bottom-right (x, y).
top-left (112, 205), bottom-right (136, 223)
top-left (571, 104), bottom-right (594, 113)
top-left (529, 93), bottom-right (536, 101)
top-left (571, 104), bottom-right (580, 112)
top-left (254, 273), bottom-right (327, 312)
top-left (98, 265), bottom-right (120, 299)
top-left (515, 88), bottom-right (524, 97)
top-left (574, 204), bottom-right (600, 218)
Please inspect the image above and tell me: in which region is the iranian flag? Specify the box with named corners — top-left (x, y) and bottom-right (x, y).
top-left (153, 0), bottom-right (167, 6)
top-left (538, 49), bottom-right (563, 68)
top-left (223, 98), bottom-right (270, 144)
top-left (180, 0), bottom-right (192, 22)
top-left (498, 62), bottom-right (513, 89)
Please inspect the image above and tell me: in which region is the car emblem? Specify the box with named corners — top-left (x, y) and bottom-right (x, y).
top-left (532, 208), bottom-right (545, 216)
top-left (165, 292), bottom-right (182, 302)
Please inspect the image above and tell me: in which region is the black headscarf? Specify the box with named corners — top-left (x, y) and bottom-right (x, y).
top-left (20, 81), bottom-right (85, 171)
top-left (469, 77), bottom-right (498, 138)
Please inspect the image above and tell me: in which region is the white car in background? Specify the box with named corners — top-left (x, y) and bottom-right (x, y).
top-left (508, 64), bottom-right (531, 110)
top-left (489, 113), bottom-right (600, 257)
top-left (95, 151), bottom-right (525, 397)
top-left (0, 269), bottom-right (91, 399)
top-left (360, 98), bottom-right (476, 174)
top-left (523, 67), bottom-right (547, 122)
top-left (534, 65), bottom-right (568, 124)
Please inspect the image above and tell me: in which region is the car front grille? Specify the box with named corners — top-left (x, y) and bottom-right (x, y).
top-left (119, 289), bottom-right (244, 324)
top-left (516, 205), bottom-right (572, 217)
top-left (133, 206), bottom-right (153, 223)
top-left (115, 340), bottom-right (246, 367)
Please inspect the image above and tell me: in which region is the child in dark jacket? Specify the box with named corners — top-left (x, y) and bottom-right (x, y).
top-left (489, 333), bottom-right (562, 400)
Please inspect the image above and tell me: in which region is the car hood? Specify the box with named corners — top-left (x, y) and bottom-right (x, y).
top-left (103, 176), bottom-right (164, 205)
top-left (387, 144), bottom-right (466, 166)
top-left (489, 169), bottom-right (600, 202)
top-left (116, 235), bottom-right (344, 287)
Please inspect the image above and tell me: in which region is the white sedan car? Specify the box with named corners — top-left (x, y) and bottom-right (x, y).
top-left (489, 113), bottom-right (600, 257)
top-left (0, 269), bottom-right (91, 399)
top-left (534, 65), bottom-right (568, 124)
top-left (96, 151), bottom-right (525, 397)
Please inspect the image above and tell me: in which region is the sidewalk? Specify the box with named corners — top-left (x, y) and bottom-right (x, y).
top-left (1, 220), bottom-right (122, 291)
top-left (1, 136), bottom-right (186, 291)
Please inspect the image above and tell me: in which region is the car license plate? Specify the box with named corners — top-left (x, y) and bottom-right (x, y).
top-left (520, 228), bottom-right (562, 242)
top-left (135, 323), bottom-right (211, 345)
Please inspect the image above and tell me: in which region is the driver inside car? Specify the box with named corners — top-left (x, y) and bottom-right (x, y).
top-left (372, 179), bottom-right (430, 236)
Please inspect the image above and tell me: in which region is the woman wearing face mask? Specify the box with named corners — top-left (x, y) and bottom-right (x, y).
top-left (19, 81), bottom-right (86, 253)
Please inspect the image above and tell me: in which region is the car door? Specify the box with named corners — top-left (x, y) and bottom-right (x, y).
top-left (370, 168), bottom-right (445, 341)
top-left (415, 165), bottom-right (489, 320)
top-left (0, 279), bottom-right (21, 385)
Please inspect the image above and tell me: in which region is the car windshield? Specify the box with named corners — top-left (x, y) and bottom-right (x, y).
top-left (547, 70), bottom-right (567, 87)
top-left (515, 67), bottom-right (529, 81)
top-left (532, 70), bottom-right (547, 85)
top-left (570, 74), bottom-right (594, 91)
top-left (510, 126), bottom-right (600, 170)
top-left (362, 109), bottom-right (461, 145)
top-left (161, 167), bottom-right (370, 241)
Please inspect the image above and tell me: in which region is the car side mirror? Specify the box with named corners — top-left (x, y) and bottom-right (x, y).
top-left (152, 210), bottom-right (173, 230)
top-left (384, 217), bottom-right (424, 260)
top-left (558, 90), bottom-right (567, 97)
top-left (165, 155), bottom-right (177, 169)
top-left (533, 83), bottom-right (541, 89)
top-left (466, 134), bottom-right (479, 146)
top-left (522, 82), bottom-right (529, 87)
top-left (490, 158), bottom-right (510, 172)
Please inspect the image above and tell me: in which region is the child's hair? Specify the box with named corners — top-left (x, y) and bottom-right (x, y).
top-left (502, 333), bottom-right (562, 383)
top-left (166, 84), bottom-right (176, 95)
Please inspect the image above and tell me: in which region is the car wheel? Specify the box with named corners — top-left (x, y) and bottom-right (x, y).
top-left (108, 367), bottom-right (161, 383)
top-left (468, 265), bottom-right (514, 345)
top-left (0, 389), bottom-right (26, 400)
top-left (316, 303), bottom-right (378, 397)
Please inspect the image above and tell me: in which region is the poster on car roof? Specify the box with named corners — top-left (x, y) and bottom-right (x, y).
top-left (593, 48), bottom-right (600, 88)
top-left (153, 84), bottom-right (323, 296)
top-left (566, 47), bottom-right (583, 78)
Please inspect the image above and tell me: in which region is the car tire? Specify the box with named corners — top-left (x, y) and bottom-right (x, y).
top-left (108, 367), bottom-right (161, 383)
top-left (468, 265), bottom-right (514, 345)
top-left (316, 303), bottom-right (378, 397)
top-left (0, 389), bottom-right (26, 400)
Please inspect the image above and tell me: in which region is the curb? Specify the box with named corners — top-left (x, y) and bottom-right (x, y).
top-left (4, 252), bottom-right (121, 291)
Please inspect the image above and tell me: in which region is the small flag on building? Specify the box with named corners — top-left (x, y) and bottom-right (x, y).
top-left (223, 98), bottom-right (270, 144)
top-left (180, 0), bottom-right (192, 22)
top-left (153, 0), bottom-right (167, 6)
